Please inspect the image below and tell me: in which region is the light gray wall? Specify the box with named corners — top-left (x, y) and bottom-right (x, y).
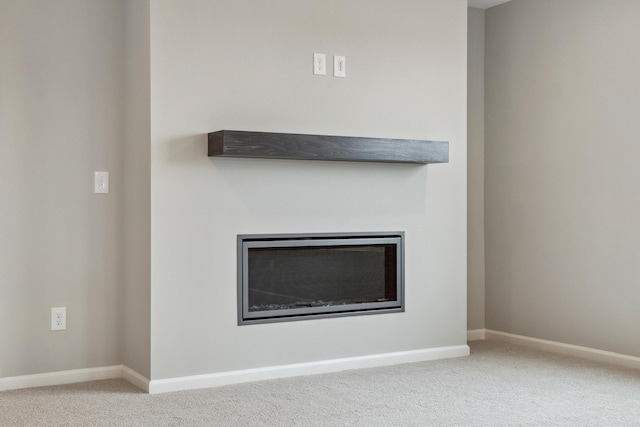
top-left (122, 0), bottom-right (151, 378)
top-left (150, 0), bottom-right (468, 380)
top-left (0, 0), bottom-right (125, 376)
top-left (485, 0), bottom-right (640, 356)
top-left (467, 7), bottom-right (485, 331)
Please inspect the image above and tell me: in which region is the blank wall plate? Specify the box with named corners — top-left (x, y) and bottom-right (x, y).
top-left (51, 307), bottom-right (66, 331)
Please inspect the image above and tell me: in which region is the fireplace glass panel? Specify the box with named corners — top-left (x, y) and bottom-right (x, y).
top-left (238, 233), bottom-right (404, 324)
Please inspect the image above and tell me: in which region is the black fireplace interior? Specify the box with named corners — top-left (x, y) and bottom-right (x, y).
top-left (238, 232), bottom-right (404, 324)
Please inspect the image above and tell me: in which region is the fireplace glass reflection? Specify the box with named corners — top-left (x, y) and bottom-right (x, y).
top-left (238, 233), bottom-right (404, 324)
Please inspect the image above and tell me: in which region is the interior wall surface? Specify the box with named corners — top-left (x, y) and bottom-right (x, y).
top-left (149, 0), bottom-right (468, 380)
top-left (122, 0), bottom-right (151, 379)
top-left (0, 0), bottom-right (125, 377)
top-left (485, 0), bottom-right (640, 356)
top-left (467, 7), bottom-right (486, 331)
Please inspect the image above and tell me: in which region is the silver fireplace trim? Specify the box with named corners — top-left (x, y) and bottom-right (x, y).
top-left (237, 231), bottom-right (405, 325)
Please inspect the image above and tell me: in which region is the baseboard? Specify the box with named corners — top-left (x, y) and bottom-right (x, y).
top-left (122, 365), bottom-right (150, 393)
top-left (0, 365), bottom-right (150, 393)
top-left (148, 345), bottom-right (470, 394)
top-left (0, 365), bottom-right (122, 392)
top-left (485, 329), bottom-right (640, 371)
top-left (1, 346), bottom-right (468, 395)
top-left (467, 329), bottom-right (486, 341)
top-left (7, 332), bottom-right (637, 394)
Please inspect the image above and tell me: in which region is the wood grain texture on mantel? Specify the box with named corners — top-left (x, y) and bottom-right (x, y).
top-left (207, 130), bottom-right (449, 164)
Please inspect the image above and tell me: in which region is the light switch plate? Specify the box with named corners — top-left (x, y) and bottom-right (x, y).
top-left (334, 56), bottom-right (346, 77)
top-left (94, 171), bottom-right (109, 194)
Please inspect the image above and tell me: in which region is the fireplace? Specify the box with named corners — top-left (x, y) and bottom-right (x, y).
top-left (237, 232), bottom-right (404, 324)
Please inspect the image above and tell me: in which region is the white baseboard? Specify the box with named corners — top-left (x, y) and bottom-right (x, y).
top-left (1, 346), bottom-right (468, 395)
top-left (0, 365), bottom-right (150, 393)
top-left (485, 329), bottom-right (640, 371)
top-left (467, 329), bottom-right (486, 341)
top-left (148, 345), bottom-right (470, 394)
top-left (0, 365), bottom-right (123, 392)
top-left (122, 365), bottom-right (150, 393)
top-left (6, 332), bottom-right (637, 395)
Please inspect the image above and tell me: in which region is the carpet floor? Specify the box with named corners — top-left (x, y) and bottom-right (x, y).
top-left (1, 340), bottom-right (639, 426)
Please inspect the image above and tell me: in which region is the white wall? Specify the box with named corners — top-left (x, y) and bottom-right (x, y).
top-left (122, 0), bottom-right (151, 378)
top-left (150, 0), bottom-right (468, 380)
top-left (485, 0), bottom-right (640, 356)
top-left (0, 0), bottom-right (467, 385)
top-left (0, 0), bottom-right (125, 376)
top-left (467, 7), bottom-right (485, 330)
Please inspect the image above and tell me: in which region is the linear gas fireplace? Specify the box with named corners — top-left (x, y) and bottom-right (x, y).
top-left (237, 232), bottom-right (404, 325)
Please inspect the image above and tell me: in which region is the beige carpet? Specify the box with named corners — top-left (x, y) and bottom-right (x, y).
top-left (1, 340), bottom-right (640, 426)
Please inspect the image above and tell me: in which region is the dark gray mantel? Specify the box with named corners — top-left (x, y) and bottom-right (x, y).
top-left (207, 130), bottom-right (449, 164)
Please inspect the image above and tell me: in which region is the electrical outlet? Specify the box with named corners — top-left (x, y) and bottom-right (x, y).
top-left (51, 307), bottom-right (66, 331)
top-left (313, 53), bottom-right (326, 75)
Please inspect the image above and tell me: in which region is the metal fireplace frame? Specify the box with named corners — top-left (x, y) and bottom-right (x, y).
top-left (237, 231), bottom-right (405, 325)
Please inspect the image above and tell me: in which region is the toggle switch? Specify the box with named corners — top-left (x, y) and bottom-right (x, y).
top-left (94, 171), bottom-right (109, 194)
top-left (334, 56), bottom-right (346, 77)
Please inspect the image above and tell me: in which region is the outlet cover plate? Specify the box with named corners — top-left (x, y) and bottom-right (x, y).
top-left (313, 53), bottom-right (326, 75)
top-left (51, 307), bottom-right (66, 331)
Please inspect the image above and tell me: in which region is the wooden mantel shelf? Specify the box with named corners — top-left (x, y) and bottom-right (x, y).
top-left (207, 130), bottom-right (448, 165)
